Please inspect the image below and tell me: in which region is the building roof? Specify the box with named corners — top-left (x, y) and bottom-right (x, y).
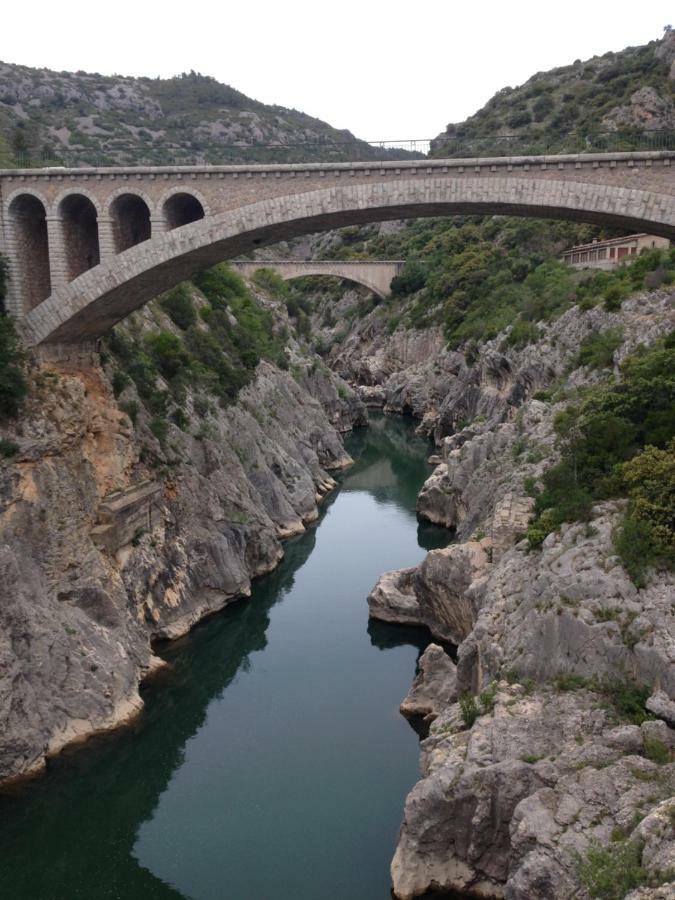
top-left (564, 234), bottom-right (650, 254)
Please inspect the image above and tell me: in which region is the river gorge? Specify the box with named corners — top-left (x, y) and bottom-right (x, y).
top-left (0, 414), bottom-right (450, 900)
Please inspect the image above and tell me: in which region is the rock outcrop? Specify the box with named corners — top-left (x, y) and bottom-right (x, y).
top-left (392, 683), bottom-right (674, 900)
top-left (400, 643), bottom-right (458, 725)
top-left (0, 342), bottom-right (365, 784)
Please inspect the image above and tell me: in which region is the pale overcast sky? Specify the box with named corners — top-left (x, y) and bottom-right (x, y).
top-left (3, 2), bottom-right (673, 138)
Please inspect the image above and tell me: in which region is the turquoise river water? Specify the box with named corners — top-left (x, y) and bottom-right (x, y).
top-left (0, 413), bottom-right (452, 900)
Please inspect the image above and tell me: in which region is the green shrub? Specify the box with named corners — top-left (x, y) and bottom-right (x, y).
top-left (0, 316), bottom-right (27, 418)
top-left (145, 332), bottom-right (190, 381)
top-left (193, 264), bottom-right (248, 307)
top-left (251, 267), bottom-right (288, 297)
top-left (602, 678), bottom-right (651, 725)
top-left (614, 515), bottom-right (658, 588)
top-left (0, 437), bottom-right (19, 457)
top-left (643, 736), bottom-right (670, 765)
top-left (578, 839), bottom-right (646, 899)
top-left (554, 673), bottom-right (590, 692)
top-left (160, 284), bottom-right (197, 330)
top-left (603, 282), bottom-right (627, 311)
top-left (391, 259), bottom-right (426, 296)
top-left (460, 693), bottom-right (479, 728)
top-left (527, 337), bottom-right (675, 554)
top-left (479, 681), bottom-right (498, 713)
top-left (577, 328), bottom-right (623, 369)
top-left (505, 318), bottom-right (539, 349)
top-left (149, 416), bottom-right (169, 447)
top-left (111, 371), bottom-right (130, 398)
top-left (119, 400), bottom-right (139, 426)
top-left (170, 407), bottom-right (189, 430)
top-left (620, 442), bottom-right (675, 570)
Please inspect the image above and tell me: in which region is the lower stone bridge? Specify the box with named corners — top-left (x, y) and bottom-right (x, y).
top-left (0, 150), bottom-right (673, 346)
top-left (229, 260), bottom-right (404, 299)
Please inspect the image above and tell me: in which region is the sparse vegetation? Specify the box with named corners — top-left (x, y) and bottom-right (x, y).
top-left (578, 838), bottom-right (647, 900)
top-left (526, 334), bottom-right (675, 581)
top-left (460, 693), bottom-right (479, 728)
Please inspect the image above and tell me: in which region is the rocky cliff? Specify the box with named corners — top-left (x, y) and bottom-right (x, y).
top-left (0, 275), bottom-right (365, 784)
top-left (359, 286), bottom-right (674, 899)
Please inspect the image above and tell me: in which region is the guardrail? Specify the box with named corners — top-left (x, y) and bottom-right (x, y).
top-left (2, 130), bottom-right (673, 169)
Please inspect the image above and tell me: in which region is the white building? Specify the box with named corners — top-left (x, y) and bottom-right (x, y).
top-left (561, 234), bottom-right (670, 270)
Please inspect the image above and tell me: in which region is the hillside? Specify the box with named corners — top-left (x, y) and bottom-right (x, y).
top-left (432, 26), bottom-right (675, 156)
top-left (0, 65), bottom-right (413, 167)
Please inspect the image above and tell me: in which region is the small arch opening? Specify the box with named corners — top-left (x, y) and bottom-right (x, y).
top-left (59, 193), bottom-right (100, 280)
top-left (110, 193), bottom-right (151, 253)
top-left (163, 193), bottom-right (205, 230)
top-left (8, 194), bottom-right (51, 312)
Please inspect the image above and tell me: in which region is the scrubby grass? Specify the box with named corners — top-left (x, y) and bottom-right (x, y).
top-left (460, 693), bottom-right (479, 728)
top-left (578, 838), bottom-right (647, 900)
top-left (553, 673), bottom-right (652, 725)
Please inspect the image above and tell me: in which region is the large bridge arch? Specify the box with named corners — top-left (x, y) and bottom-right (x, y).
top-left (19, 174), bottom-right (675, 346)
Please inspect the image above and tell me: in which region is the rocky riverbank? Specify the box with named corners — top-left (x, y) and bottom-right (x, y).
top-left (358, 289), bottom-right (674, 898)
top-left (0, 281), bottom-right (365, 785)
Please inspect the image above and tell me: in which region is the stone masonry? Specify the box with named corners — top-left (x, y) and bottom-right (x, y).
top-left (0, 151), bottom-right (673, 345)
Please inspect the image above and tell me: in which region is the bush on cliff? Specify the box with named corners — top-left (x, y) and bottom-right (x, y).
top-left (527, 335), bottom-right (675, 584)
top-left (0, 315), bottom-right (28, 419)
top-left (108, 264), bottom-right (289, 423)
top-left (160, 285), bottom-right (197, 330)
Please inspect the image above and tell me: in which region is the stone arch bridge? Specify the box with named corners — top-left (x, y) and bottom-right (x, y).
top-left (229, 260), bottom-right (404, 299)
top-left (0, 150), bottom-right (673, 347)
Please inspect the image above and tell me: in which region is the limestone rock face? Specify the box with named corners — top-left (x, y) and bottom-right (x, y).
top-left (384, 503), bottom-right (675, 899)
top-left (351, 286), bottom-right (675, 900)
top-left (413, 543), bottom-right (490, 644)
top-left (0, 353), bottom-right (363, 784)
top-left (603, 85), bottom-right (675, 132)
top-left (392, 686), bottom-right (675, 900)
top-left (457, 505), bottom-right (675, 698)
top-left (648, 691), bottom-right (675, 727)
top-left (368, 543), bottom-right (489, 645)
top-left (367, 567), bottom-right (420, 625)
top-left (416, 427), bottom-right (516, 532)
top-left (400, 644), bottom-right (458, 724)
